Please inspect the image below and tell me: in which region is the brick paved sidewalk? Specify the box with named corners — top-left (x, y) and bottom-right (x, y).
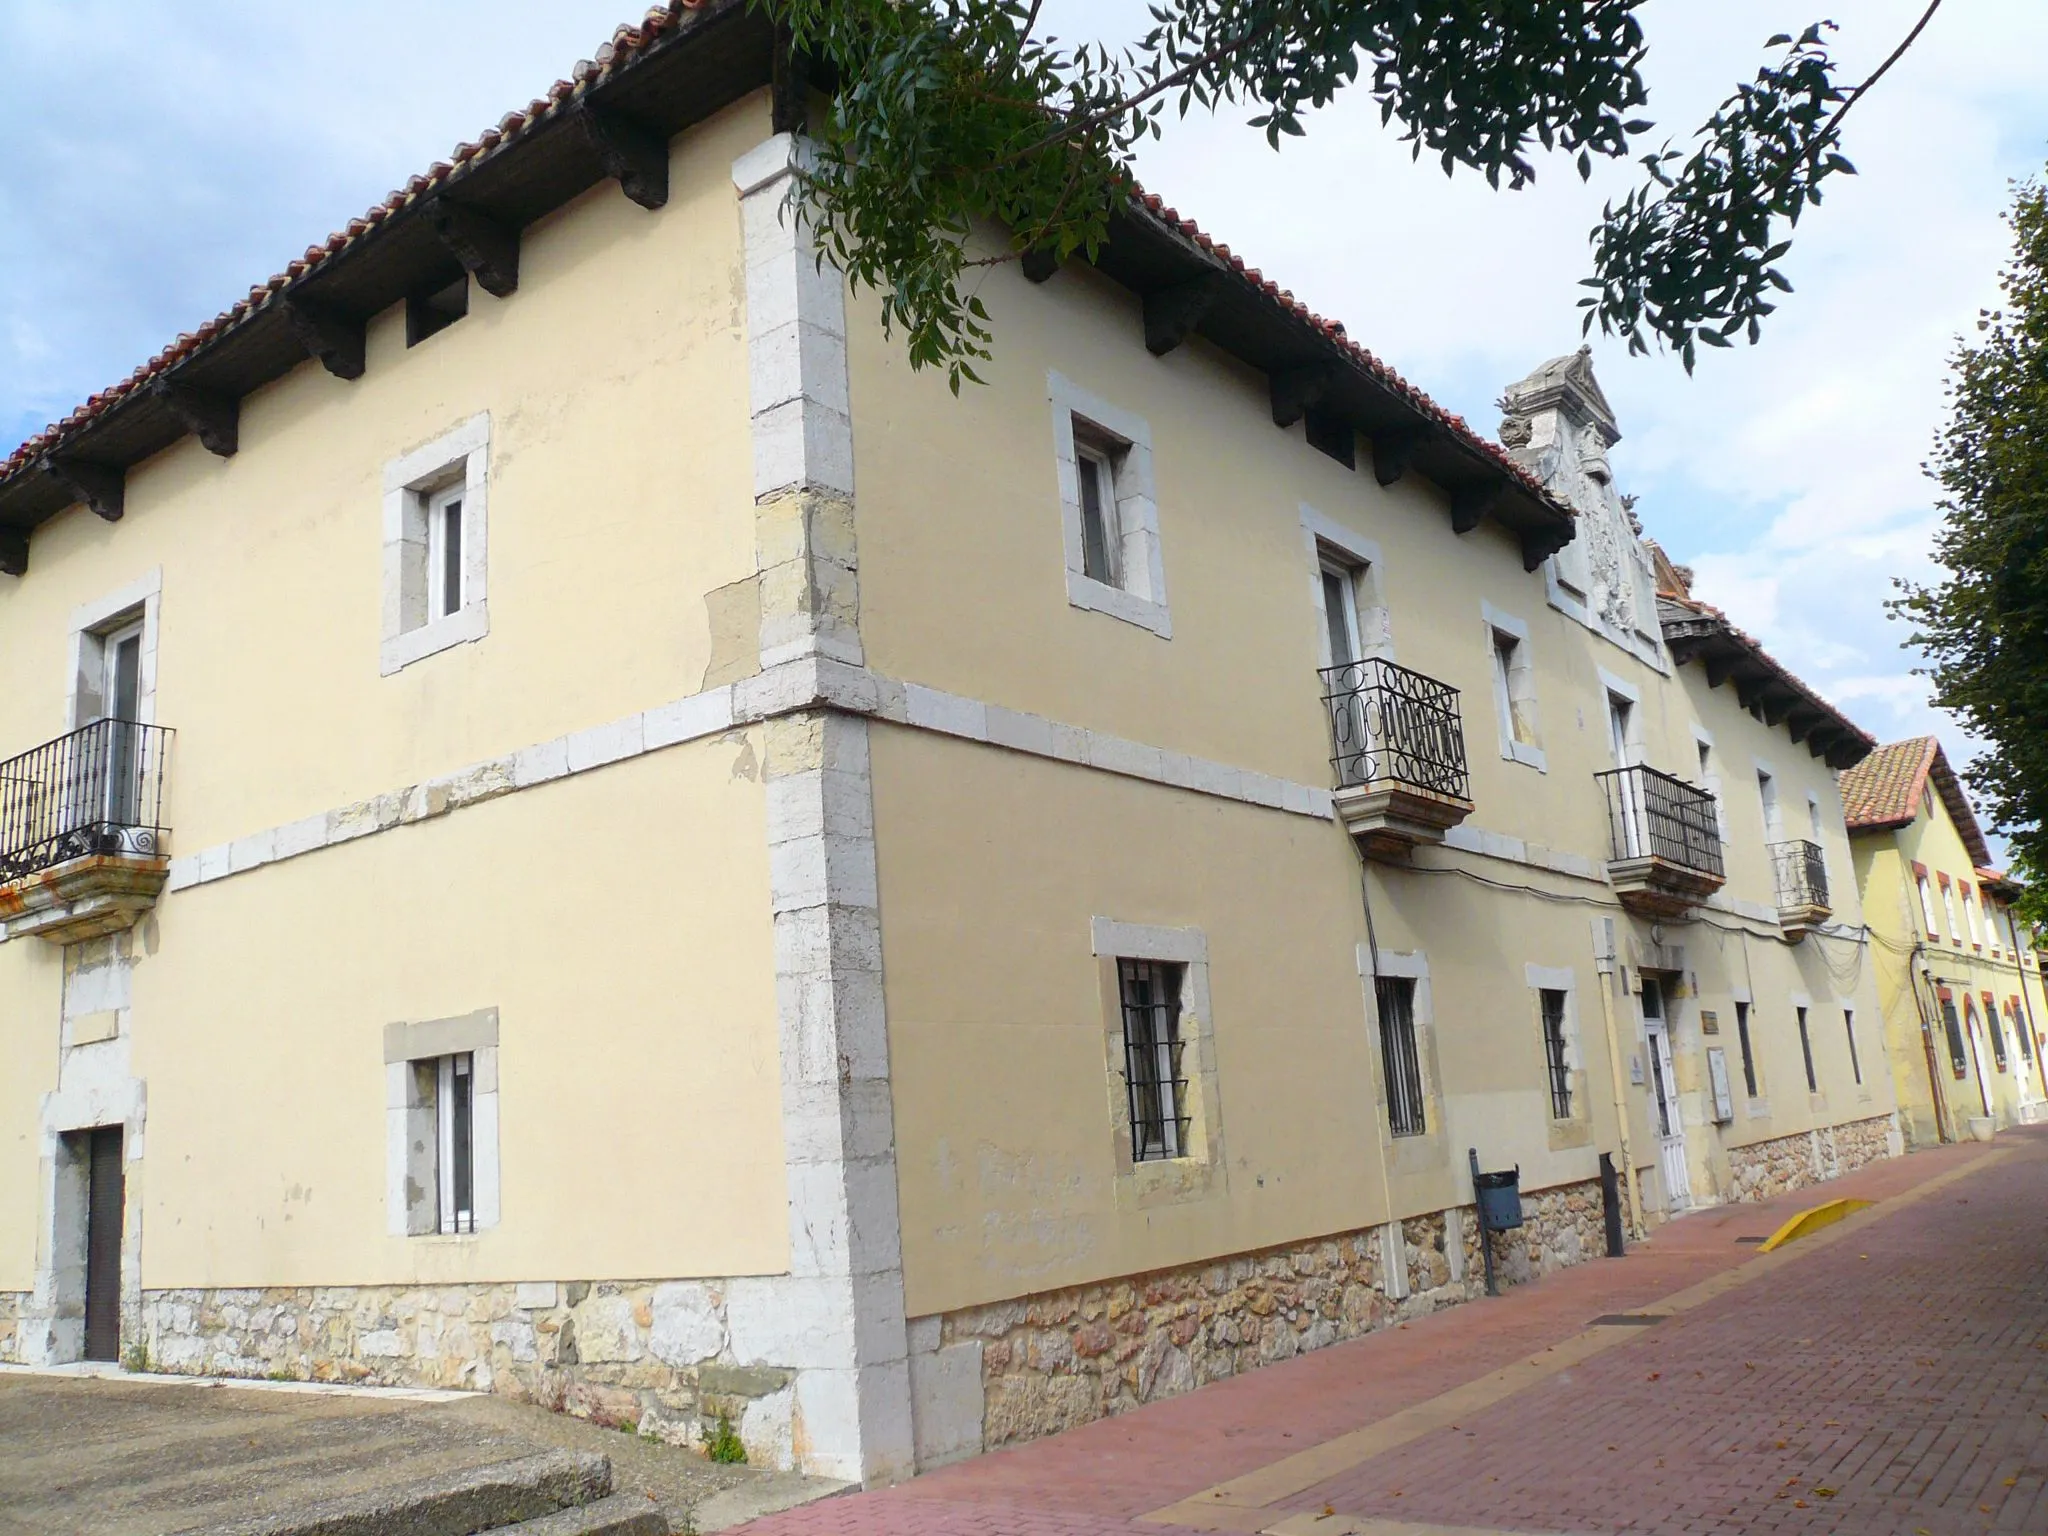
top-left (737, 1130), bottom-right (2048, 1536)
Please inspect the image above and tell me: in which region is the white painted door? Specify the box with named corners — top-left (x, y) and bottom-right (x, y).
top-left (1642, 978), bottom-right (1691, 1210)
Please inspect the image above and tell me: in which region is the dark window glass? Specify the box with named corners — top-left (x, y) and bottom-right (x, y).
top-left (1735, 1001), bottom-right (1758, 1098)
top-left (1540, 989), bottom-right (1572, 1119)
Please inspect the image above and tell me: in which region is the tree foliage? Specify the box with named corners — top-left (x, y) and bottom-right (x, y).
top-left (762, 0), bottom-right (1939, 388)
top-left (1896, 173), bottom-right (2048, 923)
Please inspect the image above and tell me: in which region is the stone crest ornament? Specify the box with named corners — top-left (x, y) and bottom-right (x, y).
top-left (1499, 347), bottom-right (1665, 669)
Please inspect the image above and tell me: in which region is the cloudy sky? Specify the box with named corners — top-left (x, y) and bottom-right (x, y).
top-left (4, 1), bottom-right (2044, 807)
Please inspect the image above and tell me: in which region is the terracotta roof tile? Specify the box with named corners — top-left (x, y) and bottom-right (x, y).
top-left (1838, 735), bottom-right (1993, 868)
top-left (3, 2), bottom-right (1563, 536)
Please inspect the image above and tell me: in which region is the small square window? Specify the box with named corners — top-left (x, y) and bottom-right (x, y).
top-left (1118, 959), bottom-right (1188, 1162)
top-left (381, 414), bottom-right (490, 675)
top-left (406, 275), bottom-right (470, 347)
top-left (1049, 371), bottom-right (1169, 637)
top-left (1376, 976), bottom-right (1426, 1138)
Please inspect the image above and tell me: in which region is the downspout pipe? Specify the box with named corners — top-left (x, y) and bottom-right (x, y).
top-left (1591, 915), bottom-right (1644, 1240)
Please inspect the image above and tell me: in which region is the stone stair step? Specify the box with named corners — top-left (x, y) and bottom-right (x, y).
top-left (495, 1491), bottom-right (670, 1535)
top-left (175, 1449), bottom-right (614, 1536)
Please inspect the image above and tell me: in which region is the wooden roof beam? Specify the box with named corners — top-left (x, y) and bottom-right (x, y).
top-left (1451, 482), bottom-right (1500, 536)
top-left (0, 527), bottom-right (25, 577)
top-left (1270, 364), bottom-right (1334, 428)
top-left (577, 102), bottom-right (670, 210)
top-left (425, 198), bottom-right (520, 298)
top-left (41, 453), bottom-right (124, 522)
top-left (1143, 274), bottom-right (1225, 356)
top-left (152, 377), bottom-right (239, 457)
top-left (282, 295), bottom-right (366, 380)
top-left (1370, 427), bottom-right (1428, 487)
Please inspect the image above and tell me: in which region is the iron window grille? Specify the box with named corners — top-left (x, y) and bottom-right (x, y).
top-left (1595, 764), bottom-right (1724, 878)
top-left (1118, 960), bottom-right (1189, 1162)
top-left (1539, 989), bottom-right (1572, 1119)
top-left (1735, 1001), bottom-right (1758, 1098)
top-left (1770, 839), bottom-right (1830, 911)
top-left (0, 718), bottom-right (172, 884)
top-left (1796, 1006), bottom-right (1817, 1092)
top-left (1375, 976), bottom-right (1427, 1138)
top-left (1319, 657), bottom-right (1469, 799)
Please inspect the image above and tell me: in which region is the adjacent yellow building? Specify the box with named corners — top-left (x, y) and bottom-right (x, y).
top-left (1841, 737), bottom-right (2048, 1145)
top-left (0, 1), bottom-right (1908, 1484)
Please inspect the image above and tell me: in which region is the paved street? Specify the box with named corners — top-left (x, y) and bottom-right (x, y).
top-left (742, 1131), bottom-right (2048, 1536)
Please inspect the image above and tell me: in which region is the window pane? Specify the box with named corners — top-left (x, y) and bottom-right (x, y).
top-left (1375, 977), bottom-right (1425, 1137)
top-left (442, 498), bottom-right (464, 618)
top-left (1844, 1010), bottom-right (1861, 1084)
top-left (1323, 568), bottom-right (1359, 667)
top-left (451, 1053), bottom-right (474, 1232)
top-left (1797, 1007), bottom-right (1816, 1092)
top-left (1735, 1002), bottom-right (1758, 1098)
top-left (1077, 449), bottom-right (1118, 586)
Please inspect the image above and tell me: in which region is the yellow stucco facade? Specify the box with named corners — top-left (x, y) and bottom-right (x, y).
top-left (0, 14), bottom-right (1917, 1484)
top-left (1844, 742), bottom-right (2048, 1148)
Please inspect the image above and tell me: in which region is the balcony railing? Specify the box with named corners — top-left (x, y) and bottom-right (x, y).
top-left (1596, 764), bottom-right (1725, 880)
top-left (1770, 839), bottom-right (1829, 912)
top-left (1, 718), bottom-right (172, 884)
top-left (1320, 657), bottom-right (1470, 800)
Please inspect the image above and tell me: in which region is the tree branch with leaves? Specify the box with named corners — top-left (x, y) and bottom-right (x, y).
top-left (1895, 169), bottom-right (2048, 923)
top-left (761, 0), bottom-right (1942, 389)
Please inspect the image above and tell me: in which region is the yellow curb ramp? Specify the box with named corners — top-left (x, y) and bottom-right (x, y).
top-left (1755, 1196), bottom-right (1872, 1253)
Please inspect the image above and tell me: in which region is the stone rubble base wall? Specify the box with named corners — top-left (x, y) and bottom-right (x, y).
top-left (933, 1177), bottom-right (1608, 1458)
top-left (1725, 1112), bottom-right (1898, 1205)
top-left (0, 1278), bottom-right (806, 1470)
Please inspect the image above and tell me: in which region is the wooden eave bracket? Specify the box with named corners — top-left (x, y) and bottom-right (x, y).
top-left (577, 102), bottom-right (670, 210)
top-left (152, 377), bottom-right (239, 457)
top-left (40, 453), bottom-right (124, 522)
top-left (1370, 427), bottom-right (1429, 487)
top-left (1450, 481), bottom-right (1500, 536)
top-left (0, 526), bottom-right (26, 577)
top-left (1143, 274), bottom-right (1225, 356)
top-left (1021, 247), bottom-right (1059, 284)
top-left (1519, 522), bottom-right (1570, 573)
top-left (425, 198), bottom-right (520, 298)
top-left (281, 295), bottom-right (367, 380)
top-left (1269, 364), bottom-right (1335, 428)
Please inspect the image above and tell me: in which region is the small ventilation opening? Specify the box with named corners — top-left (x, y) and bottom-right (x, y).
top-left (406, 275), bottom-right (470, 346)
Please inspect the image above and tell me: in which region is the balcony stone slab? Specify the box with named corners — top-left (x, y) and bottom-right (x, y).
top-left (1605, 855), bottom-right (1725, 921)
top-left (0, 853), bottom-right (170, 944)
top-left (1334, 781), bottom-right (1475, 863)
top-left (1777, 901), bottom-right (1832, 942)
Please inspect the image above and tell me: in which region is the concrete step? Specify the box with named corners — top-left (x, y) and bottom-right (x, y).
top-left (495, 1491), bottom-right (669, 1535)
top-left (177, 1449), bottom-right (615, 1536)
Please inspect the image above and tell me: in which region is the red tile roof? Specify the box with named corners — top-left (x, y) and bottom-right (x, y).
top-left (1, 0), bottom-right (1564, 536)
top-left (1837, 735), bottom-right (1993, 868)
top-left (2, 3), bottom-right (713, 487)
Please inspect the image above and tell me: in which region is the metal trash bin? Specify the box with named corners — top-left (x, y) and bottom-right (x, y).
top-left (1474, 1167), bottom-right (1523, 1232)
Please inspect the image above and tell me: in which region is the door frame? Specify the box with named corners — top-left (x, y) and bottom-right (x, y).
top-left (1639, 973), bottom-right (1692, 1211)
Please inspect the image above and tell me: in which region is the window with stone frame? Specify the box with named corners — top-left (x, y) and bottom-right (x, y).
top-left (385, 1009), bottom-right (499, 1237)
top-left (1048, 371), bottom-right (1169, 637)
top-left (381, 414), bottom-right (490, 676)
top-left (409, 1053), bottom-right (477, 1234)
top-left (1485, 606), bottom-right (1544, 769)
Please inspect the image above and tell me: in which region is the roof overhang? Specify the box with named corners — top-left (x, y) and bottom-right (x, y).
top-left (1660, 599), bottom-right (1875, 771)
top-left (0, 0), bottom-right (1573, 578)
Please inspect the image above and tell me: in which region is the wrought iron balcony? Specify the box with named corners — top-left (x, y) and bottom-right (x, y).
top-left (1595, 764), bottom-right (1725, 919)
top-left (1770, 839), bottom-right (1832, 939)
top-left (0, 718), bottom-right (172, 943)
top-left (1319, 657), bottom-right (1473, 860)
